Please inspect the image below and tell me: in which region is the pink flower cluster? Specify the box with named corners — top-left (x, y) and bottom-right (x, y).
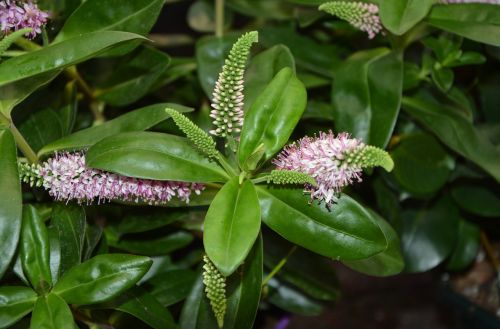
top-left (38, 152), bottom-right (204, 205)
top-left (273, 131), bottom-right (364, 205)
top-left (0, 0), bottom-right (49, 39)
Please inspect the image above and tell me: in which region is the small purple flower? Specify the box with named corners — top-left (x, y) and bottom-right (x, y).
top-left (273, 131), bottom-right (365, 205)
top-left (0, 0), bottom-right (49, 39)
top-left (34, 152), bottom-right (204, 205)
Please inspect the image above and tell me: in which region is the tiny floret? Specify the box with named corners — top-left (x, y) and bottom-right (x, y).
top-left (0, 0), bottom-right (49, 39)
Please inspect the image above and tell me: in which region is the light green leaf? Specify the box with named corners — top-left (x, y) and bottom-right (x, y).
top-left (0, 286), bottom-right (37, 328)
top-left (30, 293), bottom-right (75, 329)
top-left (380, 0), bottom-right (435, 35)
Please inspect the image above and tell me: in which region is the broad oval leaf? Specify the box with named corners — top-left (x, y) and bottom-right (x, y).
top-left (257, 186), bottom-right (387, 261)
top-left (0, 31), bottom-right (146, 86)
top-left (238, 67), bottom-right (307, 168)
top-left (20, 205), bottom-right (52, 293)
top-left (86, 131), bottom-right (228, 183)
top-left (427, 4), bottom-right (500, 46)
top-left (148, 269), bottom-right (198, 306)
top-left (30, 293), bottom-right (75, 329)
top-left (55, 0), bottom-right (164, 42)
top-left (0, 130), bottom-right (22, 279)
top-left (451, 184), bottom-right (500, 218)
top-left (379, 0), bottom-right (435, 35)
top-left (332, 48), bottom-right (403, 148)
top-left (0, 286), bottom-right (37, 328)
top-left (447, 219), bottom-right (480, 271)
top-left (39, 103), bottom-right (192, 156)
top-left (52, 254), bottom-right (152, 305)
top-left (204, 177), bottom-right (261, 276)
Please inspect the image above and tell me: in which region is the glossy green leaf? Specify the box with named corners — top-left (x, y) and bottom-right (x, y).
top-left (86, 131), bottom-right (228, 183)
top-left (447, 219), bottom-right (480, 271)
top-left (114, 210), bottom-right (186, 235)
top-left (148, 269), bottom-right (198, 306)
top-left (239, 67), bottom-right (307, 168)
top-left (227, 0), bottom-right (294, 20)
top-left (258, 186), bottom-right (387, 261)
top-left (20, 205), bottom-right (52, 293)
top-left (19, 108), bottom-right (65, 153)
top-left (107, 230), bottom-right (193, 256)
top-left (0, 130), bottom-right (22, 279)
top-left (332, 48), bottom-right (403, 148)
top-left (379, 0), bottom-right (435, 35)
top-left (244, 45), bottom-right (295, 112)
top-left (431, 66), bottom-right (454, 92)
top-left (95, 47), bottom-right (171, 106)
top-left (401, 197), bottom-right (459, 273)
top-left (402, 95), bottom-right (500, 182)
top-left (267, 278), bottom-right (323, 316)
top-left (104, 287), bottom-right (176, 329)
top-left (451, 184), bottom-right (500, 217)
top-left (52, 254), bottom-right (152, 305)
top-left (0, 286), bottom-right (37, 328)
top-left (83, 225), bottom-right (103, 261)
top-left (427, 4), bottom-right (500, 46)
top-left (343, 210), bottom-right (404, 277)
top-left (204, 177), bottom-right (261, 276)
top-left (55, 0), bottom-right (164, 42)
top-left (30, 293), bottom-right (75, 329)
top-left (39, 103), bottom-right (192, 156)
top-left (391, 133), bottom-right (454, 195)
top-left (51, 204), bottom-right (86, 276)
top-left (179, 274), bottom-right (219, 329)
top-left (0, 31), bottom-right (146, 87)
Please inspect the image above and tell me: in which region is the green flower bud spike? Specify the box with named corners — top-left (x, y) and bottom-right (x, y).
top-left (203, 255), bottom-right (227, 329)
top-left (18, 162), bottom-right (43, 187)
top-left (210, 31), bottom-right (258, 138)
top-left (268, 170), bottom-right (317, 187)
top-left (345, 145), bottom-right (394, 172)
top-left (0, 28), bottom-right (32, 56)
top-left (165, 108), bottom-right (219, 159)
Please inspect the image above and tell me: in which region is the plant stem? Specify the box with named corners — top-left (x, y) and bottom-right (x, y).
top-left (10, 121), bottom-right (38, 163)
top-left (480, 231), bottom-right (500, 272)
top-left (262, 245), bottom-right (297, 287)
top-left (251, 175), bottom-right (270, 184)
top-left (215, 0), bottom-right (224, 38)
top-left (217, 153), bottom-right (238, 177)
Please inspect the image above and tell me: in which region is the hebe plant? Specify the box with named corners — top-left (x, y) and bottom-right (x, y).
top-left (0, 0), bottom-right (500, 328)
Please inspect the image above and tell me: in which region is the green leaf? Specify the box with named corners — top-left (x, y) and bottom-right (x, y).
top-left (114, 210), bottom-right (186, 235)
top-left (30, 293), bottom-right (75, 329)
top-left (391, 133), bottom-right (454, 195)
top-left (103, 287), bottom-right (176, 329)
top-left (447, 220), bottom-right (480, 271)
top-left (51, 204), bottom-right (86, 277)
top-left (19, 108), bottom-right (65, 153)
top-left (204, 177), bottom-right (261, 276)
top-left (343, 210), bottom-right (404, 277)
top-left (332, 48), bottom-right (403, 148)
top-left (257, 186), bottom-right (387, 261)
top-left (427, 4), bottom-right (500, 46)
top-left (83, 225), bottom-right (103, 261)
top-left (431, 66), bottom-right (454, 92)
top-left (227, 0), bottom-right (294, 20)
top-left (86, 131), bottom-right (228, 183)
top-left (148, 269), bottom-right (198, 306)
top-left (95, 47), bottom-right (171, 106)
top-left (0, 130), bottom-right (22, 279)
top-left (0, 31), bottom-right (146, 87)
top-left (55, 0), bottom-right (164, 42)
top-left (179, 274), bottom-right (219, 329)
top-left (0, 286), bottom-right (37, 328)
top-left (20, 205), bottom-right (52, 293)
top-left (451, 184), bottom-right (500, 218)
top-left (39, 103), bottom-right (192, 156)
top-left (402, 94), bottom-right (500, 182)
top-left (244, 45), bottom-right (295, 112)
top-left (401, 197), bottom-right (459, 273)
top-left (238, 67), bottom-right (307, 168)
top-left (379, 0), bottom-right (435, 35)
top-left (106, 230), bottom-right (193, 256)
top-left (267, 278), bottom-right (323, 316)
top-left (52, 254), bottom-right (152, 305)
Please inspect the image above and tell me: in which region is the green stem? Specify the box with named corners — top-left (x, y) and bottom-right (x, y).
top-left (262, 246), bottom-right (297, 287)
top-left (10, 121), bottom-right (38, 163)
top-left (217, 153), bottom-right (238, 177)
top-left (215, 0), bottom-right (224, 38)
top-left (251, 175), bottom-right (270, 184)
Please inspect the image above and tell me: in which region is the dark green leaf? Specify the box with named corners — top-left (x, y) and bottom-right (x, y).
top-left (51, 204), bottom-right (86, 276)
top-left (431, 66), bottom-right (454, 92)
top-left (148, 269), bottom-right (198, 306)
top-left (52, 254), bottom-right (152, 305)
top-left (30, 293), bottom-right (75, 329)
top-left (258, 186), bottom-right (387, 261)
top-left (401, 197), bottom-right (459, 273)
top-left (227, 0), bottom-right (294, 20)
top-left (0, 31), bottom-right (146, 86)
top-left (107, 230), bottom-right (193, 256)
top-left (451, 184), bottom-right (500, 217)
top-left (19, 108), bottom-right (65, 153)
top-left (204, 177), bottom-right (261, 276)
top-left (83, 224), bottom-right (103, 261)
top-left (179, 274), bottom-right (218, 329)
top-left (379, 0), bottom-right (435, 35)
top-left (267, 278), bottom-right (323, 316)
top-left (402, 95), bottom-right (500, 182)
top-left (114, 210), bottom-right (186, 235)
top-left (332, 48), bottom-right (403, 148)
top-left (0, 130), bottom-right (22, 279)
top-left (447, 219), bottom-right (480, 271)
top-left (0, 286), bottom-right (37, 328)
top-left (20, 205), bottom-right (52, 293)
top-left (86, 131), bottom-right (228, 183)
top-left (391, 133), bottom-right (454, 195)
top-left (39, 103), bottom-right (192, 156)
top-left (238, 67), bottom-right (307, 168)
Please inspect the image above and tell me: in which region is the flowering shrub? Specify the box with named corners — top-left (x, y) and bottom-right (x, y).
top-left (0, 0), bottom-right (499, 328)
